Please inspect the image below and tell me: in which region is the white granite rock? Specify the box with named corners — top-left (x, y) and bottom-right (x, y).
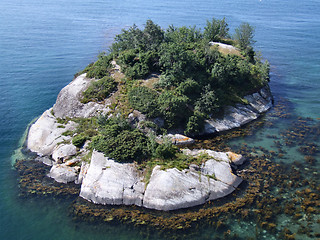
top-left (52, 73), bottom-right (111, 119)
top-left (52, 144), bottom-right (77, 162)
top-left (79, 151), bottom-right (144, 205)
top-left (244, 92), bottom-right (272, 114)
top-left (47, 164), bottom-right (78, 183)
top-left (167, 134), bottom-right (195, 145)
top-left (27, 109), bottom-right (76, 156)
top-left (227, 152), bottom-right (246, 165)
top-left (76, 161), bottom-right (90, 185)
top-left (35, 156), bottom-right (54, 166)
top-left (203, 89), bottom-right (272, 135)
top-left (79, 149), bottom-right (243, 211)
top-left (201, 160), bottom-right (242, 188)
top-left (142, 158), bottom-right (242, 211)
top-left (209, 42), bottom-right (239, 52)
top-left (143, 166), bottom-right (209, 211)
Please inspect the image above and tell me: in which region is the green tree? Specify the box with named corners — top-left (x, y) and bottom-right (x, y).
top-left (234, 22), bottom-right (256, 51)
top-left (184, 111), bottom-right (205, 136)
top-left (195, 85), bottom-right (220, 115)
top-left (111, 24), bottom-right (144, 52)
top-left (165, 25), bottom-right (202, 44)
top-left (203, 17), bottom-right (229, 42)
top-left (158, 91), bottom-right (189, 128)
top-left (128, 86), bottom-right (160, 117)
top-left (143, 20), bottom-right (164, 51)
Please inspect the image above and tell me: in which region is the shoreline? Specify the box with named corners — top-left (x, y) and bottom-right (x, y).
top-left (14, 103), bottom-right (320, 237)
top-left (16, 71), bottom-right (273, 211)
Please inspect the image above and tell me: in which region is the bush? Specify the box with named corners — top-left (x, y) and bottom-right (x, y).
top-left (194, 85), bottom-right (220, 115)
top-left (91, 129), bottom-right (151, 163)
top-left (72, 134), bottom-right (88, 148)
top-left (128, 86), bottom-right (160, 117)
top-left (184, 111), bottom-right (205, 136)
top-left (81, 76), bottom-right (117, 103)
top-left (83, 53), bottom-right (113, 79)
top-left (158, 90), bottom-right (190, 128)
top-left (124, 62), bottom-right (149, 79)
top-left (176, 78), bottom-right (201, 97)
top-left (98, 115), bottom-right (132, 137)
top-left (72, 128), bottom-right (98, 148)
top-left (155, 141), bottom-right (177, 159)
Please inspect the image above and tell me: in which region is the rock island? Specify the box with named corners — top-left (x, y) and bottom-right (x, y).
top-left (25, 19), bottom-right (272, 211)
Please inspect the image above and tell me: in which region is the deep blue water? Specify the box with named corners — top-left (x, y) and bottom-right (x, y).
top-left (0, 0), bottom-right (319, 239)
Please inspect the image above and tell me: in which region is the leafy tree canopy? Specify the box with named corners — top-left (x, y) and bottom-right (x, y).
top-left (81, 18), bottom-right (269, 136)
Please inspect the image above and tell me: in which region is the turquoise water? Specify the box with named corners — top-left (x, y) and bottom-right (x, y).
top-left (0, 0), bottom-right (319, 239)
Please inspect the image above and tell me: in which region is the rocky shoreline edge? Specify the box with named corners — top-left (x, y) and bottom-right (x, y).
top-left (22, 73), bottom-right (273, 211)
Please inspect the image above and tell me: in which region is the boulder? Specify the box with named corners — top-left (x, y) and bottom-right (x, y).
top-left (201, 160), bottom-right (242, 187)
top-left (79, 149), bottom-right (243, 211)
top-left (167, 134), bottom-right (195, 145)
top-left (244, 92), bottom-right (272, 114)
top-left (47, 164), bottom-right (78, 183)
top-left (27, 109), bottom-right (77, 156)
top-left (183, 149), bottom-right (229, 163)
top-left (143, 166), bottom-right (209, 211)
top-left (128, 110), bottom-right (146, 125)
top-left (52, 144), bottom-right (77, 162)
top-left (76, 161), bottom-right (90, 185)
top-left (52, 73), bottom-right (111, 118)
top-left (79, 151), bottom-right (144, 206)
top-left (227, 152), bottom-right (246, 165)
top-left (209, 42), bottom-right (239, 52)
top-left (203, 89), bottom-right (272, 134)
top-left (143, 158), bottom-right (242, 211)
top-left (35, 156), bottom-right (54, 166)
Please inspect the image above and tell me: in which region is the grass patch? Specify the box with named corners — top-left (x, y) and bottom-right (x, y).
top-left (210, 44), bottom-right (242, 57)
top-left (56, 117), bottom-right (71, 125)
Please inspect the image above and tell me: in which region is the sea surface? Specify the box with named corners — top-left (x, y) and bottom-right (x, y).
top-left (0, 0), bottom-right (319, 239)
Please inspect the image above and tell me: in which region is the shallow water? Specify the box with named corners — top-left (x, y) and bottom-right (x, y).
top-left (0, 0), bottom-right (319, 239)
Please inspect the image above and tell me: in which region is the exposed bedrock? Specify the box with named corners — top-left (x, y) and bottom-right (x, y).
top-left (79, 150), bottom-right (244, 211)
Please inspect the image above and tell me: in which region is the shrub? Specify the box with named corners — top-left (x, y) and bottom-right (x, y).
top-left (176, 78), bottom-right (201, 97)
top-left (72, 133), bottom-right (88, 148)
top-left (91, 129), bottom-right (151, 163)
top-left (124, 62), bottom-right (149, 79)
top-left (81, 76), bottom-right (117, 103)
top-left (72, 128), bottom-right (98, 148)
top-left (184, 111), bottom-right (205, 136)
top-left (194, 85), bottom-right (220, 115)
top-left (83, 53), bottom-right (113, 79)
top-left (158, 90), bottom-right (190, 128)
top-left (98, 115), bottom-right (132, 137)
top-left (128, 86), bottom-right (160, 117)
top-left (155, 140), bottom-right (177, 159)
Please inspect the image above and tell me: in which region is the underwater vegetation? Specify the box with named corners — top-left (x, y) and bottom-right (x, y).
top-left (15, 97), bottom-right (319, 240)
